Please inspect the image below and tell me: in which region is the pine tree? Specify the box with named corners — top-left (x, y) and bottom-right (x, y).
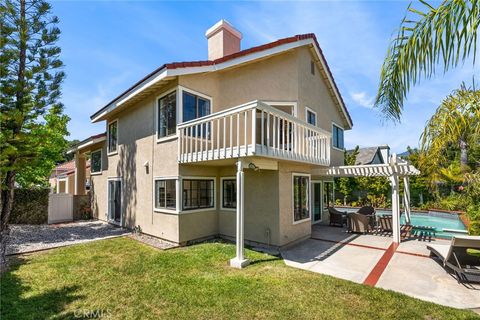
top-left (0, 0), bottom-right (68, 271)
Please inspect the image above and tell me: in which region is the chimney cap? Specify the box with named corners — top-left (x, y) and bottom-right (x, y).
top-left (206, 19), bottom-right (242, 39)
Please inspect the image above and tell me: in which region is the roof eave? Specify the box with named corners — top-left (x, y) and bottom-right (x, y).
top-left (89, 35), bottom-right (353, 128)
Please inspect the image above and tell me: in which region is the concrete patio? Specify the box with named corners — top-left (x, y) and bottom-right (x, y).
top-left (281, 224), bottom-right (480, 311)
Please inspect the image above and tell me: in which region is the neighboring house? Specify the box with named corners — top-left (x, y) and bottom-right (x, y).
top-left (348, 145), bottom-right (390, 165)
top-left (68, 20), bottom-right (353, 247)
top-left (50, 159), bottom-right (91, 194)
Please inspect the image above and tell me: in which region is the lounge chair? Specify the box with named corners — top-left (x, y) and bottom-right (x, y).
top-left (347, 213), bottom-right (372, 234)
top-left (427, 235), bottom-right (480, 283)
top-left (328, 207), bottom-right (347, 227)
top-left (357, 206), bottom-right (375, 215)
top-left (378, 215), bottom-right (393, 232)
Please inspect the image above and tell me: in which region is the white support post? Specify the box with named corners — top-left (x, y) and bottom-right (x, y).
top-left (390, 174), bottom-right (401, 244)
top-left (230, 160), bottom-right (249, 269)
top-left (389, 154), bottom-right (401, 244)
top-left (403, 176), bottom-right (411, 224)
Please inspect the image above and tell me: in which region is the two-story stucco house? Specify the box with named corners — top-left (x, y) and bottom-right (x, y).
top-left (69, 20), bottom-right (353, 251)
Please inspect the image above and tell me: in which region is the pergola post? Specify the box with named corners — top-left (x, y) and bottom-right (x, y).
top-left (389, 154), bottom-right (401, 244)
top-left (230, 160), bottom-right (249, 269)
top-left (403, 177), bottom-right (411, 225)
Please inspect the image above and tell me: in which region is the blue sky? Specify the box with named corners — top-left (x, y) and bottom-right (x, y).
top-left (52, 0), bottom-right (477, 153)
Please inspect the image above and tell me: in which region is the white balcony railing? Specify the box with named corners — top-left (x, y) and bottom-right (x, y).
top-left (177, 101), bottom-right (331, 166)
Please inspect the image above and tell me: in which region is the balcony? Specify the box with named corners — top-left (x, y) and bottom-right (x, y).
top-left (177, 101), bottom-right (331, 166)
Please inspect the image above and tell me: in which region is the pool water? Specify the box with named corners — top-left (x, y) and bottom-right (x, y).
top-left (341, 208), bottom-right (467, 238)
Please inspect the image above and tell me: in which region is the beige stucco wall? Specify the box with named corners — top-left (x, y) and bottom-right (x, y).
top-left (296, 46), bottom-right (349, 166)
top-left (217, 166), bottom-right (281, 246)
top-left (86, 45), bottom-right (350, 246)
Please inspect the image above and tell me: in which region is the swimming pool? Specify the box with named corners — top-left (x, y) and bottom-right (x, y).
top-left (340, 207), bottom-right (467, 238)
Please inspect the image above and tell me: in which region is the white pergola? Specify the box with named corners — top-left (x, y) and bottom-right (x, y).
top-left (315, 154), bottom-right (420, 244)
top-left (229, 155), bottom-right (420, 268)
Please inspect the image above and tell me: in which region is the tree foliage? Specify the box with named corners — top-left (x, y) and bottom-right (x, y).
top-left (0, 0), bottom-right (68, 234)
top-left (420, 85), bottom-right (480, 185)
top-left (336, 147), bottom-right (359, 205)
top-left (375, 0), bottom-right (479, 120)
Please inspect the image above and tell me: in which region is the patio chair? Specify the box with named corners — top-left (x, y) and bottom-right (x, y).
top-left (378, 215), bottom-right (393, 232)
top-left (357, 206), bottom-right (375, 216)
top-left (427, 235), bottom-right (480, 283)
top-left (347, 213), bottom-right (372, 234)
top-left (328, 207), bottom-right (347, 227)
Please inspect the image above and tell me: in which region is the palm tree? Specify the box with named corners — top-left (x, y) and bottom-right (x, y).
top-left (375, 0), bottom-right (479, 120)
top-left (420, 85), bottom-right (480, 174)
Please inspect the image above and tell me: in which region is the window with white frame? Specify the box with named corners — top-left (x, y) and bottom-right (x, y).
top-left (332, 124), bottom-right (344, 149)
top-left (183, 179), bottom-right (214, 210)
top-left (154, 179), bottom-right (176, 210)
top-left (293, 174), bottom-right (310, 222)
top-left (306, 108), bottom-right (317, 126)
top-left (182, 91), bottom-right (211, 122)
top-left (90, 149), bottom-right (102, 173)
top-left (222, 179), bottom-right (236, 209)
top-left (108, 120), bottom-right (118, 153)
top-left (158, 91), bottom-right (177, 139)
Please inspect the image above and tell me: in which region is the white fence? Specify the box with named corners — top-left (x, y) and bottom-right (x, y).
top-left (48, 193), bottom-right (73, 224)
top-left (177, 101), bottom-right (331, 165)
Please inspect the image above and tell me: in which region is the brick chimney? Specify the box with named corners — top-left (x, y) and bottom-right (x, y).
top-left (205, 19), bottom-right (242, 60)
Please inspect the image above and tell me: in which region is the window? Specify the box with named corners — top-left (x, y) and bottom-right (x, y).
top-left (310, 60), bottom-right (315, 75)
top-left (222, 179), bottom-right (236, 209)
top-left (183, 179), bottom-right (214, 210)
top-left (182, 91), bottom-right (211, 122)
top-left (158, 91), bottom-right (177, 138)
top-left (293, 174), bottom-right (310, 222)
top-left (108, 120), bottom-right (118, 153)
top-left (332, 124), bottom-right (344, 149)
top-left (90, 149), bottom-right (102, 173)
top-left (306, 108), bottom-right (317, 126)
top-left (155, 179), bottom-right (176, 210)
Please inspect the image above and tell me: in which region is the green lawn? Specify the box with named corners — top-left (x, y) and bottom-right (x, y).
top-left (1, 238), bottom-right (477, 320)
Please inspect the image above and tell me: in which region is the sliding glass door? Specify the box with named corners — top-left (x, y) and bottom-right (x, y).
top-left (108, 179), bottom-right (122, 225)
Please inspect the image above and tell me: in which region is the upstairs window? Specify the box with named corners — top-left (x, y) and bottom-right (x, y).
top-left (158, 91), bottom-right (177, 139)
top-left (108, 120), bottom-right (118, 153)
top-left (332, 124), bottom-right (344, 149)
top-left (306, 108), bottom-right (317, 126)
top-left (90, 149), bottom-right (102, 173)
top-left (182, 91), bottom-right (211, 122)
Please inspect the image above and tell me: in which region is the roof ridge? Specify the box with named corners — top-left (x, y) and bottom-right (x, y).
top-left (90, 33), bottom-right (352, 126)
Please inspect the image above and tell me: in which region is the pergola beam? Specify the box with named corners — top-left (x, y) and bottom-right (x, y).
top-left (314, 155), bottom-right (420, 245)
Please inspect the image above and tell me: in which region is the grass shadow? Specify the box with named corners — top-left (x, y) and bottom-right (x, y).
top-left (1, 256), bottom-right (84, 320)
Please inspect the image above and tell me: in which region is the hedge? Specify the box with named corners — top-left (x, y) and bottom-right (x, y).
top-left (10, 188), bottom-right (50, 224)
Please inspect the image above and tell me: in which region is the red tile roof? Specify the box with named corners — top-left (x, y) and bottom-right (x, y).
top-left (91, 33), bottom-right (352, 126)
top-left (55, 160), bottom-right (76, 171)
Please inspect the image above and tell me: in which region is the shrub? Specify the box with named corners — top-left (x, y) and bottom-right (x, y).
top-left (10, 188), bottom-right (49, 224)
top-left (466, 204), bottom-right (480, 235)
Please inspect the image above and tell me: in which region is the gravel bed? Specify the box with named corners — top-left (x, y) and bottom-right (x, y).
top-left (7, 221), bottom-right (130, 255)
top-left (129, 233), bottom-right (177, 250)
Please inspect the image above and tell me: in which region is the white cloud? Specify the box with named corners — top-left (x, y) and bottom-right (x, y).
top-left (350, 91), bottom-right (374, 109)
